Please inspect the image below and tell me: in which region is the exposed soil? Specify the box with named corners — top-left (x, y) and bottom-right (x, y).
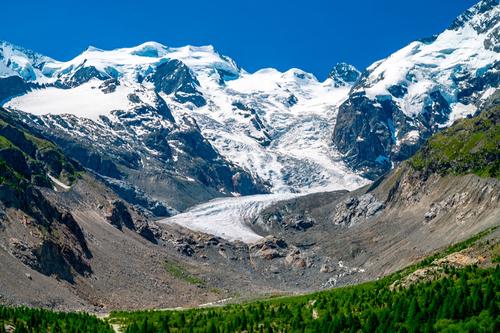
top-left (0, 165), bottom-right (499, 312)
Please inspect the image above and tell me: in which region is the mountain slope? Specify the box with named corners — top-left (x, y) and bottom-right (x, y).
top-left (150, 94), bottom-right (499, 303)
top-left (1, 41), bottom-right (367, 194)
top-left (333, 0), bottom-right (499, 179)
top-left (0, 1), bottom-right (498, 311)
top-left (243, 94), bottom-right (500, 288)
top-left (111, 240), bottom-right (499, 332)
top-left (0, 110), bottom-right (240, 310)
top-left (0, 109), bottom-right (92, 283)
top-left (2, 96), bottom-right (497, 312)
top-left (1, 227), bottom-right (497, 332)
top-left (0, 42), bottom-right (273, 212)
top-left (410, 92), bottom-right (499, 178)
top-left (1, 1), bottom-right (498, 198)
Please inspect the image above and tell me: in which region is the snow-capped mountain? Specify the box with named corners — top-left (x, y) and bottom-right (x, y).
top-left (169, 63), bottom-right (367, 192)
top-left (0, 0), bottom-right (498, 214)
top-left (1, 40), bottom-right (368, 201)
top-left (333, 0), bottom-right (499, 178)
top-left (0, 42), bottom-right (53, 82)
top-left (0, 42), bottom-right (278, 213)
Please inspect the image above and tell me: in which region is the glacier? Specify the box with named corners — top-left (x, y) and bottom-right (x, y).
top-left (0, 0), bottom-right (498, 244)
top-left (2, 40), bottom-right (369, 193)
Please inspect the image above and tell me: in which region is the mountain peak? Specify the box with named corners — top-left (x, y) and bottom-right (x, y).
top-left (85, 45), bottom-right (103, 52)
top-left (448, 0), bottom-right (499, 32)
top-left (135, 41), bottom-right (167, 49)
top-left (0, 40), bottom-right (55, 81)
top-left (328, 62), bottom-right (360, 87)
top-left (129, 41), bottom-right (168, 57)
top-left (0, 40), bottom-right (53, 62)
top-left (180, 44), bottom-right (216, 53)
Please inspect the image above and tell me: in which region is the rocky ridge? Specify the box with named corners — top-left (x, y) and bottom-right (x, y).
top-left (333, 0), bottom-right (499, 179)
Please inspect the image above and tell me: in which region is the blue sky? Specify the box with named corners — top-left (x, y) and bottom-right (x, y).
top-left (2, 0), bottom-right (477, 79)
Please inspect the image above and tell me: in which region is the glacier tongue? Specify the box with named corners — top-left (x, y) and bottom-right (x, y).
top-left (159, 192), bottom-right (301, 243)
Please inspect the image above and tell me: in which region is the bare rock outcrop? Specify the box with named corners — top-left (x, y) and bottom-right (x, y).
top-left (331, 193), bottom-right (384, 226)
top-left (250, 236), bottom-right (288, 260)
top-left (106, 200), bottom-right (135, 230)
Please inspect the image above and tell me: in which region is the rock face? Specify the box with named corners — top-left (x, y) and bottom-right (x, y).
top-left (328, 62), bottom-right (361, 87)
top-left (3, 105), bottom-right (268, 214)
top-left (0, 112), bottom-right (92, 283)
top-left (331, 193), bottom-right (384, 226)
top-left (57, 65), bottom-right (111, 88)
top-left (333, 0), bottom-right (499, 179)
top-left (0, 76), bottom-right (32, 102)
top-left (333, 95), bottom-right (408, 178)
top-left (260, 210), bottom-right (315, 231)
top-left (149, 59), bottom-right (206, 107)
top-left (105, 199), bottom-right (160, 244)
top-left (107, 200), bottom-right (135, 230)
top-left (1, 184), bottom-right (92, 283)
top-left (250, 236), bottom-right (288, 260)
top-left (0, 110), bottom-right (80, 188)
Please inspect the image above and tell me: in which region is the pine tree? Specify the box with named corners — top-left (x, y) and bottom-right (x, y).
top-left (15, 322), bottom-right (29, 333)
top-left (126, 321), bottom-right (139, 333)
top-left (364, 311), bottom-right (378, 333)
top-left (161, 316), bottom-right (171, 333)
top-left (50, 320), bottom-right (61, 333)
top-left (207, 319), bottom-right (217, 333)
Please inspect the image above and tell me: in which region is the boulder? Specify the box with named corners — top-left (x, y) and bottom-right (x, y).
top-left (106, 200), bottom-right (135, 230)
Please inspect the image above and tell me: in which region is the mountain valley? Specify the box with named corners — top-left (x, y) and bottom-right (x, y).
top-left (0, 1), bottom-right (498, 330)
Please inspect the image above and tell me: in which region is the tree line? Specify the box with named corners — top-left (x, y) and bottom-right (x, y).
top-left (0, 306), bottom-right (113, 333)
top-left (114, 265), bottom-right (499, 333)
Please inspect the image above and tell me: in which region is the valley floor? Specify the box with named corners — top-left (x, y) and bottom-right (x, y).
top-left (2, 226), bottom-right (498, 332)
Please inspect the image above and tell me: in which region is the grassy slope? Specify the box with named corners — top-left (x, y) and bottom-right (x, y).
top-left (0, 108), bottom-right (80, 190)
top-left (410, 104), bottom-right (499, 179)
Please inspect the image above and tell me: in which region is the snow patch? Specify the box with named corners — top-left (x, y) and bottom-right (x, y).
top-left (5, 80), bottom-right (139, 121)
top-left (447, 102), bottom-right (477, 125)
top-left (47, 174), bottom-right (71, 190)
